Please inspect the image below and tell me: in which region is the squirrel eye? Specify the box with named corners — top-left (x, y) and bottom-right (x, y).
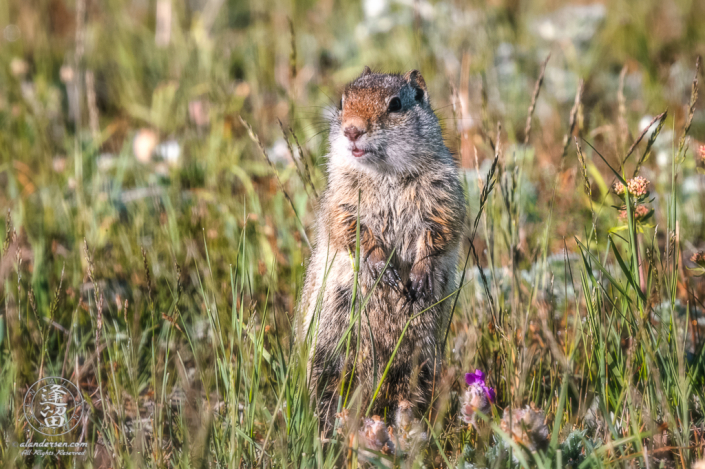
top-left (338, 98), bottom-right (343, 110)
top-left (387, 97), bottom-right (402, 113)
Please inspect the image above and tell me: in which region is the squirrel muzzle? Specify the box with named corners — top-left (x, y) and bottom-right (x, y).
top-left (342, 115), bottom-right (366, 142)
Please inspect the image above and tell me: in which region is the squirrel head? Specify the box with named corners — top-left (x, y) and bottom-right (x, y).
top-left (328, 67), bottom-right (447, 176)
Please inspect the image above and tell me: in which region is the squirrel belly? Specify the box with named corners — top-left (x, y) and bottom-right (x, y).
top-left (300, 68), bottom-right (466, 432)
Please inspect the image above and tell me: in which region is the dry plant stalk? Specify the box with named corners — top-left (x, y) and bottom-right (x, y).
top-left (28, 288), bottom-right (37, 316)
top-left (83, 239), bottom-right (107, 427)
top-left (623, 111), bottom-right (667, 167)
top-left (49, 263), bottom-right (66, 320)
top-left (442, 126), bottom-right (501, 348)
top-left (162, 262), bottom-right (183, 331)
top-left (278, 119), bottom-right (316, 200)
top-left (83, 239), bottom-right (103, 316)
top-left (3, 209), bottom-right (12, 256)
top-left (15, 228), bottom-right (21, 321)
top-left (574, 137), bottom-right (591, 198)
top-left (448, 79), bottom-right (462, 159)
top-left (677, 55), bottom-right (700, 159)
top-left (633, 111), bottom-right (667, 177)
top-left (524, 53), bottom-right (550, 146)
top-left (239, 115), bottom-right (312, 249)
top-left (141, 246), bottom-right (153, 306)
top-left (289, 124), bottom-right (318, 198)
top-left (480, 75), bottom-right (494, 151)
top-left (617, 65), bottom-right (629, 153)
top-left (288, 17), bottom-right (297, 86)
top-left (73, 0), bottom-right (86, 125)
top-left (155, 0), bottom-right (172, 47)
top-left (560, 79), bottom-right (584, 159)
top-left (85, 70), bottom-right (100, 139)
top-left (574, 137), bottom-right (598, 243)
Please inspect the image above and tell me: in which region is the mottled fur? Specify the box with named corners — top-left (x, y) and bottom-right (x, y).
top-left (301, 68), bottom-right (466, 431)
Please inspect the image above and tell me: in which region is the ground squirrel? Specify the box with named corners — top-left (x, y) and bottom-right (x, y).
top-left (301, 67), bottom-right (466, 432)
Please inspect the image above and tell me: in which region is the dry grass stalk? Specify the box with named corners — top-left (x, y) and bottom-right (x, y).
top-left (73, 0), bottom-right (86, 124)
top-left (141, 246), bottom-right (153, 306)
top-left (574, 137), bottom-right (599, 244)
top-left (480, 75), bottom-right (494, 151)
top-left (85, 70), bottom-right (100, 139)
top-left (3, 209), bottom-right (12, 256)
top-left (617, 65), bottom-right (629, 153)
top-left (289, 125), bottom-right (318, 199)
top-left (560, 79), bottom-right (584, 159)
top-left (278, 119), bottom-right (315, 200)
top-left (623, 111), bottom-right (667, 167)
top-left (524, 53), bottom-right (550, 146)
top-left (448, 79), bottom-right (462, 158)
top-left (239, 115), bottom-right (312, 249)
top-left (633, 110), bottom-right (667, 177)
top-left (288, 17), bottom-right (297, 86)
top-left (574, 137), bottom-right (591, 198)
top-left (84, 239), bottom-right (102, 312)
top-left (155, 0), bottom-right (172, 47)
top-left (677, 56), bottom-right (700, 159)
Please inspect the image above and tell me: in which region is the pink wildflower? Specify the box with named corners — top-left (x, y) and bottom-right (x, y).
top-left (613, 181), bottom-right (626, 195)
top-left (614, 177), bottom-right (650, 197)
top-left (619, 204), bottom-right (650, 221)
top-left (691, 251), bottom-right (705, 267)
top-left (627, 176), bottom-right (649, 197)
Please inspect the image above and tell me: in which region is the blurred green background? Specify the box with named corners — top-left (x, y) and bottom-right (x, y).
top-left (1, 0), bottom-right (705, 467)
top-left (1, 0), bottom-right (704, 269)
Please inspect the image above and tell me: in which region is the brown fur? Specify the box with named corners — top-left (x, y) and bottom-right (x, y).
top-left (300, 69), bottom-right (466, 432)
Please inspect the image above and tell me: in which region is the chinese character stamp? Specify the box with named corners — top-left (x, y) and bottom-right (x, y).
top-left (23, 377), bottom-right (84, 436)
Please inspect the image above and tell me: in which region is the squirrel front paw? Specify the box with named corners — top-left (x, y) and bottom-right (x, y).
top-left (407, 263), bottom-right (434, 301)
top-left (364, 251), bottom-right (403, 292)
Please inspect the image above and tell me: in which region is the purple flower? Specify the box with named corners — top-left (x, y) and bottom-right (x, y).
top-left (465, 369), bottom-right (485, 386)
top-left (465, 369), bottom-right (496, 403)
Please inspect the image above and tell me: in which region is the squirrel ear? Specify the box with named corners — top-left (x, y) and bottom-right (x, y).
top-left (404, 69), bottom-right (427, 101)
top-left (362, 66), bottom-right (372, 76)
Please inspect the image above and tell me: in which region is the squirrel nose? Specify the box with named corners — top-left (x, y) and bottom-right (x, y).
top-left (343, 126), bottom-right (365, 142)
